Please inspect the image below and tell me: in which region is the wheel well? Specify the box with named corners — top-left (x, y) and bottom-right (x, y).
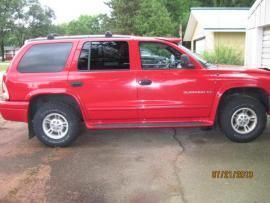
top-left (218, 87), bottom-right (269, 114)
top-left (29, 94), bottom-right (84, 123)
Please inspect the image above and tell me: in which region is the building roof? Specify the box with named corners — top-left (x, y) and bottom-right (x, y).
top-left (4, 46), bottom-right (20, 51)
top-left (184, 7), bottom-right (249, 41)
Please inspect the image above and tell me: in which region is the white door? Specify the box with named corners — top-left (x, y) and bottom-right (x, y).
top-left (262, 27), bottom-right (270, 68)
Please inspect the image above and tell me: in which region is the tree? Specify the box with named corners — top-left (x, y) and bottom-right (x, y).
top-left (134, 0), bottom-right (176, 36)
top-left (12, 0), bottom-right (55, 46)
top-left (161, 0), bottom-right (193, 36)
top-left (56, 14), bottom-right (110, 35)
top-left (0, 0), bottom-right (55, 61)
top-left (0, 0), bottom-right (22, 61)
top-left (106, 0), bottom-right (141, 34)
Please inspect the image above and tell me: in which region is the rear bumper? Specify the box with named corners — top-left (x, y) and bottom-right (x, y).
top-left (0, 101), bottom-right (29, 122)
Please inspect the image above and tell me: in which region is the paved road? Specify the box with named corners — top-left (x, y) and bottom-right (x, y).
top-left (0, 117), bottom-right (269, 203)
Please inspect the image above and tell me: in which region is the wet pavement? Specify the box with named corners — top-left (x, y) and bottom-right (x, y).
top-left (0, 116), bottom-right (269, 203)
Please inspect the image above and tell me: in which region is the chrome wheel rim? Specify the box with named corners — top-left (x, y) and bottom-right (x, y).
top-left (231, 108), bottom-right (258, 135)
top-left (42, 113), bottom-right (69, 140)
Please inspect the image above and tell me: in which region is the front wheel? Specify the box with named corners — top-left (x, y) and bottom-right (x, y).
top-left (32, 102), bottom-right (80, 147)
top-left (219, 96), bottom-right (267, 143)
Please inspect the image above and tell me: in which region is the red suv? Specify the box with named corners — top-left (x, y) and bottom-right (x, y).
top-left (0, 33), bottom-right (269, 147)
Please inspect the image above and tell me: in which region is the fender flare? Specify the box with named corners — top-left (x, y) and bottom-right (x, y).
top-left (209, 83), bottom-right (269, 122)
top-left (25, 88), bottom-right (87, 123)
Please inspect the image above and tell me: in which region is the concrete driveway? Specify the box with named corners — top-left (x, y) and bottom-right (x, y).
top-left (0, 117), bottom-right (269, 203)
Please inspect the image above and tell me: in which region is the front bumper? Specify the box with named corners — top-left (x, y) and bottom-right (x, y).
top-left (0, 101), bottom-right (29, 122)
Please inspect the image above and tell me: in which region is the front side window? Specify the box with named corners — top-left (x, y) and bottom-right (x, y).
top-left (18, 43), bottom-right (72, 73)
top-left (78, 41), bottom-right (130, 71)
top-left (140, 42), bottom-right (186, 70)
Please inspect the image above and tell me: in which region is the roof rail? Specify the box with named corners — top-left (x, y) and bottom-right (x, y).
top-left (24, 32), bottom-right (182, 44)
top-left (25, 31), bottom-right (132, 44)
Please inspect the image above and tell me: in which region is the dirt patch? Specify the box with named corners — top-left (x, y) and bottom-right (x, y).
top-left (0, 164), bottom-right (51, 202)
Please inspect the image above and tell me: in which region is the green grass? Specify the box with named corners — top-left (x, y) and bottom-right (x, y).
top-left (0, 62), bottom-right (9, 72)
top-left (202, 45), bottom-right (244, 66)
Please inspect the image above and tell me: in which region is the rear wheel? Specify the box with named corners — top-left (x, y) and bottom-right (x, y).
top-left (219, 96), bottom-right (267, 143)
top-left (32, 102), bottom-right (80, 147)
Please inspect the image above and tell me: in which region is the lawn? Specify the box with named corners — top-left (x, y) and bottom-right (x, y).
top-left (0, 62), bottom-right (9, 72)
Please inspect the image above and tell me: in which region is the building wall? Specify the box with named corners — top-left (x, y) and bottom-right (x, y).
top-left (191, 23), bottom-right (205, 52)
top-left (205, 31), bottom-right (215, 51)
top-left (214, 32), bottom-right (246, 55)
top-left (245, 0), bottom-right (270, 68)
top-left (190, 23), bottom-right (216, 54)
top-left (191, 30), bottom-right (245, 56)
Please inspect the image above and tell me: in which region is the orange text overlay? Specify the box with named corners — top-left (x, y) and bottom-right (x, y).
top-left (212, 170), bottom-right (254, 179)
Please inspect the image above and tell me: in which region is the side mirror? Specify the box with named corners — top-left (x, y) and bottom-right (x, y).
top-left (180, 54), bottom-right (194, 69)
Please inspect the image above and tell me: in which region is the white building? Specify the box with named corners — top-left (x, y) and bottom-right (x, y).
top-left (245, 0), bottom-right (270, 68)
top-left (184, 8), bottom-right (248, 55)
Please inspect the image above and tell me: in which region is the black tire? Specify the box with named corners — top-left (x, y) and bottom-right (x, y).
top-left (32, 102), bottom-right (80, 147)
top-left (219, 95), bottom-right (267, 143)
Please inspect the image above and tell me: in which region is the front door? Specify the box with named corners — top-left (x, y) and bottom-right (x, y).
top-left (137, 41), bottom-right (216, 121)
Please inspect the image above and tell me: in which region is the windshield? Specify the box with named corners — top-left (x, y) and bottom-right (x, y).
top-left (179, 45), bottom-right (215, 68)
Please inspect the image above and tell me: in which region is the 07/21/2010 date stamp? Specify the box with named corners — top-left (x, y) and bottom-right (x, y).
top-left (212, 170), bottom-right (254, 179)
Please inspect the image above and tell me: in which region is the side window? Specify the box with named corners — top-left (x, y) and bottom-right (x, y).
top-left (78, 41), bottom-right (130, 71)
top-left (18, 43), bottom-right (72, 73)
top-left (140, 42), bottom-right (187, 70)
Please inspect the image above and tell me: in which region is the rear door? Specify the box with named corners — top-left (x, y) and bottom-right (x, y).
top-left (68, 40), bottom-right (138, 124)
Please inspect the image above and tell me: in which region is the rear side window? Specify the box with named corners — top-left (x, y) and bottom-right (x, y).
top-left (78, 41), bottom-right (130, 71)
top-left (18, 43), bottom-right (72, 73)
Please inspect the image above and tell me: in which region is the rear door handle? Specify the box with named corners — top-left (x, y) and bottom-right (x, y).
top-left (71, 81), bottom-right (83, 87)
top-left (138, 79), bottom-right (152, 86)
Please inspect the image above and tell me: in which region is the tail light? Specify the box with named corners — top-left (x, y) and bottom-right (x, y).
top-left (1, 75), bottom-right (9, 101)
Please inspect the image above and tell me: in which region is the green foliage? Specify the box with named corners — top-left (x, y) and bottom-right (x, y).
top-left (0, 0), bottom-right (55, 61)
top-left (134, 0), bottom-right (176, 36)
top-left (203, 45), bottom-right (244, 65)
top-left (12, 0), bottom-right (55, 46)
top-left (106, 0), bottom-right (141, 34)
top-left (61, 15), bottom-right (103, 35)
top-left (0, 0), bottom-right (23, 61)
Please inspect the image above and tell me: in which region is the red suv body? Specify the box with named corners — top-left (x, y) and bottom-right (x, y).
top-left (1, 34), bottom-right (269, 147)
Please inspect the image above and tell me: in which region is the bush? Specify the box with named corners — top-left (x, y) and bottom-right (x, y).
top-left (202, 46), bottom-right (244, 65)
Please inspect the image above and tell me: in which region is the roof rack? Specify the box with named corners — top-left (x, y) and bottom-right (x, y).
top-left (24, 32), bottom-right (182, 45)
top-left (25, 31), bottom-right (132, 43)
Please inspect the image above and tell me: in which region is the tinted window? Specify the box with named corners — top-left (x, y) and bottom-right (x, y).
top-left (18, 43), bottom-right (72, 73)
top-left (78, 41), bottom-right (130, 71)
top-left (140, 42), bottom-right (183, 70)
top-left (78, 42), bottom-right (90, 71)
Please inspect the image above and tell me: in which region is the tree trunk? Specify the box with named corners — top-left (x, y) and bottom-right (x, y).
top-left (1, 39), bottom-right (5, 62)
